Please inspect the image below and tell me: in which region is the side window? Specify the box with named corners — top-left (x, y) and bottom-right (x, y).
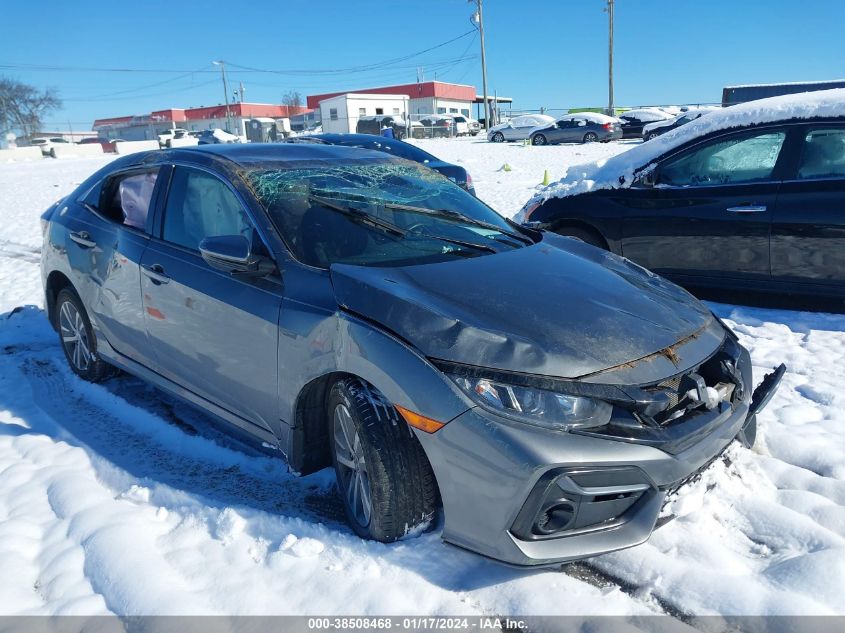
top-left (797, 128), bottom-right (845, 179)
top-left (659, 131), bottom-right (786, 186)
top-left (329, 108), bottom-right (338, 121)
top-left (95, 169), bottom-right (159, 228)
top-left (162, 167), bottom-right (253, 252)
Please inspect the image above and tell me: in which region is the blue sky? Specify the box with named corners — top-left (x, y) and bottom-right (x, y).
top-left (2, 0), bottom-right (843, 129)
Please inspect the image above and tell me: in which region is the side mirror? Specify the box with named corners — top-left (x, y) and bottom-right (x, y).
top-left (199, 235), bottom-right (275, 276)
top-left (637, 170), bottom-right (657, 187)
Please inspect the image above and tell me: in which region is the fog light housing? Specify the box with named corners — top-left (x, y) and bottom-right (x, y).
top-left (511, 466), bottom-right (655, 540)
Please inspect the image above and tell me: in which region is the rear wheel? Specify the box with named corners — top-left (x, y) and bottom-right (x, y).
top-left (491, 132), bottom-right (504, 143)
top-left (328, 378), bottom-right (437, 542)
top-left (532, 134), bottom-right (547, 146)
top-left (583, 132), bottom-right (598, 143)
top-left (55, 288), bottom-right (117, 382)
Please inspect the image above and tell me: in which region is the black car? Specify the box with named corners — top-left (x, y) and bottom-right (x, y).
top-left (287, 133), bottom-right (475, 195)
top-left (520, 107), bottom-right (845, 302)
top-left (356, 115), bottom-right (408, 139)
top-left (617, 108), bottom-right (674, 139)
top-left (642, 109), bottom-right (714, 141)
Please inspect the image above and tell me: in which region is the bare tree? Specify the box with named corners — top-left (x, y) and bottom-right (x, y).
top-left (0, 76), bottom-right (62, 138)
top-left (281, 90), bottom-right (302, 111)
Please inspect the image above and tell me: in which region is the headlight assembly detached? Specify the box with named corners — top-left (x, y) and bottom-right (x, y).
top-left (449, 375), bottom-right (612, 431)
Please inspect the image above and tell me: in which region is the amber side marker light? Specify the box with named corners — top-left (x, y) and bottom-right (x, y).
top-left (395, 405), bottom-right (445, 433)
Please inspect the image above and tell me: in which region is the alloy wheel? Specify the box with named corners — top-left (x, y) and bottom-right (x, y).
top-left (59, 299), bottom-right (91, 372)
top-left (584, 133), bottom-right (598, 143)
top-left (492, 132), bottom-right (504, 143)
top-left (333, 403), bottom-right (372, 527)
top-left (533, 134), bottom-right (546, 145)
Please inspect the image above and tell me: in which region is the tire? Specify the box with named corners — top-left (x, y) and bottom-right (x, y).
top-left (555, 226), bottom-right (607, 250)
top-left (645, 132), bottom-right (657, 142)
top-left (532, 134), bottom-right (547, 146)
top-left (328, 377), bottom-right (437, 542)
top-left (55, 288), bottom-right (118, 382)
top-left (583, 132), bottom-right (598, 143)
top-left (491, 132), bottom-right (504, 143)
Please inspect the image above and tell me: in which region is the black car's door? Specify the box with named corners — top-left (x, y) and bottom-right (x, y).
top-left (140, 165), bottom-right (283, 439)
top-left (621, 127), bottom-right (789, 283)
top-left (771, 124), bottom-right (845, 290)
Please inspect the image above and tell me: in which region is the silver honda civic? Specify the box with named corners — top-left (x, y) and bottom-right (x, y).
top-left (40, 143), bottom-right (784, 566)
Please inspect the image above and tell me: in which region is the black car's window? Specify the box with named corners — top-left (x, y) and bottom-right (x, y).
top-left (162, 167), bottom-right (254, 251)
top-left (247, 160), bottom-right (526, 269)
top-left (91, 168), bottom-right (160, 230)
top-left (659, 131), bottom-right (786, 186)
top-left (797, 128), bottom-right (845, 180)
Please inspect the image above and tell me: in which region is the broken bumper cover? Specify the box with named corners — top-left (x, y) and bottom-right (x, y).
top-left (416, 362), bottom-right (786, 567)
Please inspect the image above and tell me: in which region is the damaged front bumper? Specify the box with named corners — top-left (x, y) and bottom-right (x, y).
top-left (415, 348), bottom-right (786, 567)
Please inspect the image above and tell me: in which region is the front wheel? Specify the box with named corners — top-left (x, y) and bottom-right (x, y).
top-left (645, 132), bottom-right (657, 141)
top-left (55, 288), bottom-right (117, 382)
top-left (329, 378), bottom-right (437, 542)
top-left (491, 132), bottom-right (504, 143)
top-left (532, 134), bottom-right (547, 146)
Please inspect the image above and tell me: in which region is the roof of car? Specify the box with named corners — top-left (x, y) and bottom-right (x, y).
top-left (164, 142), bottom-right (399, 166)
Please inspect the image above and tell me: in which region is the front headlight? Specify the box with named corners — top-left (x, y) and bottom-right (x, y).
top-left (449, 375), bottom-right (612, 431)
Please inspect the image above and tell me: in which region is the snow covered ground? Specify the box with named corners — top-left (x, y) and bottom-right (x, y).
top-left (0, 141), bottom-right (843, 617)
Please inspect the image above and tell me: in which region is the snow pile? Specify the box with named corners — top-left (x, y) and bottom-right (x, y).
top-left (620, 108), bottom-right (674, 122)
top-left (516, 88), bottom-right (845, 219)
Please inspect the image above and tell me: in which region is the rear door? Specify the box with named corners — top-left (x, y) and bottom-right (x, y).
top-left (771, 124), bottom-right (845, 290)
top-left (61, 167), bottom-right (162, 368)
top-left (141, 164), bottom-right (283, 438)
top-left (621, 127), bottom-right (789, 283)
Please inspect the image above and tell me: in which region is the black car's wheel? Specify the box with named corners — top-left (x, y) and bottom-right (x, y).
top-left (491, 132), bottom-right (505, 143)
top-left (328, 378), bottom-right (437, 542)
top-left (55, 288), bottom-right (117, 382)
top-left (583, 132), bottom-right (599, 143)
top-left (532, 134), bottom-right (547, 146)
top-left (645, 132), bottom-right (657, 141)
top-left (555, 226), bottom-right (608, 250)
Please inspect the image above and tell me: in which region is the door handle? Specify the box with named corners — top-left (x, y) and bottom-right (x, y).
top-left (726, 205), bottom-right (767, 214)
top-left (69, 230), bottom-right (97, 248)
top-left (141, 264), bottom-right (170, 285)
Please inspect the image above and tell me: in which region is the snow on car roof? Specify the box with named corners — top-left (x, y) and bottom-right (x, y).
top-left (520, 88), bottom-right (845, 213)
top-left (558, 112), bottom-right (617, 124)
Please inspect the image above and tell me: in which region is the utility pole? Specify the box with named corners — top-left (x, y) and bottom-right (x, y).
top-left (607, 0), bottom-right (615, 116)
top-left (239, 81), bottom-right (245, 104)
top-left (470, 0), bottom-right (490, 129)
top-left (213, 60), bottom-right (233, 133)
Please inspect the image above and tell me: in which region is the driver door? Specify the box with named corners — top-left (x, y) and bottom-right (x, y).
top-left (621, 128), bottom-right (788, 283)
top-left (141, 165), bottom-right (283, 438)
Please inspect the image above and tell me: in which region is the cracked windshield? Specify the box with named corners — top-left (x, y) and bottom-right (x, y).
top-left (247, 161), bottom-right (532, 267)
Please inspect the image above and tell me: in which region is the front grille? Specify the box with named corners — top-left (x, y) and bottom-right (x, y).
top-left (650, 374), bottom-right (684, 408)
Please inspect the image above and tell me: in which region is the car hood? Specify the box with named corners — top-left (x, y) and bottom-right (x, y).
top-left (329, 234), bottom-right (714, 379)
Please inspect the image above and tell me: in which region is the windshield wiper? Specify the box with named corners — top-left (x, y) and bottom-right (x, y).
top-left (310, 195), bottom-right (406, 237)
top-left (309, 195), bottom-right (497, 254)
top-left (382, 201), bottom-right (533, 245)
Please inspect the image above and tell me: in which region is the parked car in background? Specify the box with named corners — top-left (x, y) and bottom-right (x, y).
top-left (41, 142), bottom-right (782, 567)
top-left (642, 108), bottom-right (718, 141)
top-left (197, 129), bottom-right (240, 145)
top-left (518, 89), bottom-right (845, 302)
top-left (29, 137), bottom-right (70, 156)
top-left (617, 108), bottom-right (675, 139)
top-left (356, 115), bottom-right (408, 140)
top-left (157, 128), bottom-right (190, 148)
top-left (452, 115), bottom-right (480, 136)
top-left (487, 114), bottom-right (556, 142)
top-left (530, 113), bottom-right (623, 145)
top-left (417, 115), bottom-right (457, 138)
top-left (286, 133), bottom-right (475, 195)
top-left (78, 137), bottom-right (118, 153)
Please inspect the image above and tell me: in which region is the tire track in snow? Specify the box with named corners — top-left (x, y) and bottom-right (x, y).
top-left (0, 240), bottom-right (41, 264)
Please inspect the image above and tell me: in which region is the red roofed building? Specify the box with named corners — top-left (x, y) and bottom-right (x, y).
top-left (93, 103), bottom-right (310, 141)
top-left (307, 81), bottom-right (477, 118)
